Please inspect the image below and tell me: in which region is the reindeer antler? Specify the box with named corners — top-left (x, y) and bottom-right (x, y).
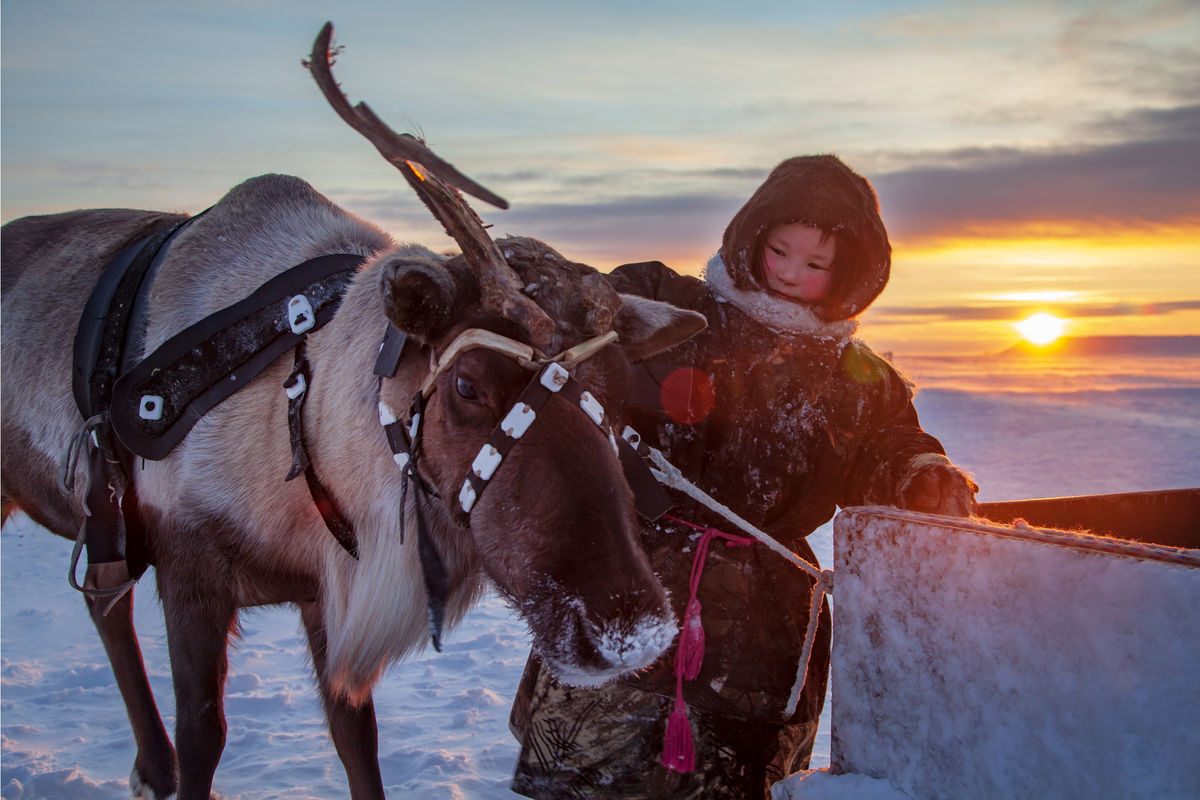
top-left (305, 22), bottom-right (554, 350)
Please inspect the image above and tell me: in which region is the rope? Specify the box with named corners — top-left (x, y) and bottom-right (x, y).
top-left (644, 443), bottom-right (838, 724)
top-left (785, 569), bottom-right (833, 717)
top-left (645, 445), bottom-right (833, 590)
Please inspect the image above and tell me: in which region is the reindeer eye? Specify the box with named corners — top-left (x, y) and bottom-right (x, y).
top-left (455, 376), bottom-right (480, 400)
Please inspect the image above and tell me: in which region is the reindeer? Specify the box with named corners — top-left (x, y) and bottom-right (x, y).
top-left (0, 23), bottom-right (705, 799)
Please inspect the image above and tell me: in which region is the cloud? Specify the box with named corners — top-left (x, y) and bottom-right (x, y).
top-left (336, 96), bottom-right (1200, 269)
top-left (460, 100), bottom-right (1200, 264)
top-left (867, 299), bottom-right (1200, 323)
top-left (1097, 104), bottom-right (1200, 144)
top-left (872, 104), bottom-right (1200, 241)
top-left (395, 102), bottom-right (1200, 265)
top-left (5, 1), bottom-right (1195, 274)
top-left (343, 186), bottom-right (749, 267)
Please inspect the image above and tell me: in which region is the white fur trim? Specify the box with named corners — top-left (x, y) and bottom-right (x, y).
top-left (702, 253), bottom-right (857, 340)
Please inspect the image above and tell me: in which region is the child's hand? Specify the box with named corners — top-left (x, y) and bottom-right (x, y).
top-left (899, 455), bottom-right (978, 517)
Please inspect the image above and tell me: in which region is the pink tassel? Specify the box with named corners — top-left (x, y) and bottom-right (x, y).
top-left (677, 597), bottom-right (705, 680)
top-left (662, 699), bottom-right (695, 772)
top-left (659, 516), bottom-right (755, 775)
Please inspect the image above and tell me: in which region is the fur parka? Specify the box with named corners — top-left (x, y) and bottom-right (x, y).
top-left (510, 255), bottom-right (973, 799)
top-left (601, 257), bottom-right (953, 723)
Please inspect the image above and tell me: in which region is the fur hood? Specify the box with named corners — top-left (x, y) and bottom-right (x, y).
top-left (704, 252), bottom-right (857, 341)
top-left (720, 155), bottom-right (891, 322)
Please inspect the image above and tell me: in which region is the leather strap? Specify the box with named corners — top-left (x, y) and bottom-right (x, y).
top-left (284, 347), bottom-right (359, 559)
top-left (72, 217), bottom-right (194, 420)
top-left (111, 253), bottom-right (365, 459)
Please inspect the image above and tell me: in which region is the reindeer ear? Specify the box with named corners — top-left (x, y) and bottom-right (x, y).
top-left (613, 294), bottom-right (707, 362)
top-left (379, 253), bottom-right (476, 344)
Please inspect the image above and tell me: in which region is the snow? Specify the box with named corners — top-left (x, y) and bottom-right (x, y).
top-left (771, 771), bottom-right (915, 800)
top-left (591, 614), bottom-right (678, 673)
top-left (3, 353), bottom-right (1198, 799)
top-left (825, 509), bottom-right (1199, 800)
top-left (772, 357), bottom-right (1195, 800)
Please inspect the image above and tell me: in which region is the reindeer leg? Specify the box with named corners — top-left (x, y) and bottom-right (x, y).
top-left (298, 599), bottom-right (385, 799)
top-left (158, 568), bottom-right (238, 800)
top-left (85, 584), bottom-right (178, 799)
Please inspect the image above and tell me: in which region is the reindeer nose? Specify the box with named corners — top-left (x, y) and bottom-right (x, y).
top-left (582, 585), bottom-right (677, 669)
top-left (593, 612), bottom-right (678, 671)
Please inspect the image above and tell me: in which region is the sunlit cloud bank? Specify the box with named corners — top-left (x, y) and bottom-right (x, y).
top-left (860, 226), bottom-right (1200, 353)
top-left (486, 101), bottom-right (1200, 274)
top-left (871, 299), bottom-right (1200, 323)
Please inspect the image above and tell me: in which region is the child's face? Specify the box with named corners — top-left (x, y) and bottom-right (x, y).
top-left (760, 223), bottom-right (836, 304)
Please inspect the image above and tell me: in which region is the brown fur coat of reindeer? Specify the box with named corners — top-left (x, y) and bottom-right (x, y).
top-left (0, 23), bottom-right (704, 800)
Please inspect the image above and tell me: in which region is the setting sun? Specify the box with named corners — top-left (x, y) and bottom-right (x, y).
top-left (1015, 312), bottom-right (1067, 345)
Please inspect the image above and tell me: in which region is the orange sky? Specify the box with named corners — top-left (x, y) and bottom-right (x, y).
top-left (860, 223), bottom-right (1200, 354)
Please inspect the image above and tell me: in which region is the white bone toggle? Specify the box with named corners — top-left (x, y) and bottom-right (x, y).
top-left (285, 374), bottom-right (307, 400)
top-left (459, 481), bottom-right (477, 513)
top-left (393, 451), bottom-right (410, 471)
top-left (608, 430), bottom-right (620, 456)
top-left (472, 444), bottom-right (503, 481)
top-left (579, 391), bottom-right (604, 426)
top-left (540, 362), bottom-right (570, 392)
top-left (378, 401), bottom-right (399, 426)
top-left (288, 294), bottom-right (316, 334)
top-left (622, 426), bottom-right (641, 447)
top-left (502, 403), bottom-right (536, 439)
top-left (408, 413), bottom-right (422, 441)
top-left (139, 395), bottom-right (165, 421)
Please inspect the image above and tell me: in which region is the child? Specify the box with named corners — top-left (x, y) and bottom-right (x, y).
top-left (508, 155), bottom-right (977, 799)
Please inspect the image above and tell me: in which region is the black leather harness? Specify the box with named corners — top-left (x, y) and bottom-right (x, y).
top-left (72, 228), bottom-right (672, 650)
top-left (71, 218), bottom-right (366, 588)
top-left (69, 217), bottom-right (199, 588)
top-left (110, 253), bottom-right (365, 460)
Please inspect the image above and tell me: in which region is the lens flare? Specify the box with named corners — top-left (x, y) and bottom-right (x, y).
top-left (659, 367), bottom-right (715, 424)
top-left (1015, 312), bottom-right (1067, 345)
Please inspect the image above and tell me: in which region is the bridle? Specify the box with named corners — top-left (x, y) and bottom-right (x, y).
top-left (370, 324), bottom-right (622, 650)
top-left (377, 326), bottom-right (621, 525)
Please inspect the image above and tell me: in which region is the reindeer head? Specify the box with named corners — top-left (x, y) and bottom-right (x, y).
top-left (308, 24), bottom-right (705, 683)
